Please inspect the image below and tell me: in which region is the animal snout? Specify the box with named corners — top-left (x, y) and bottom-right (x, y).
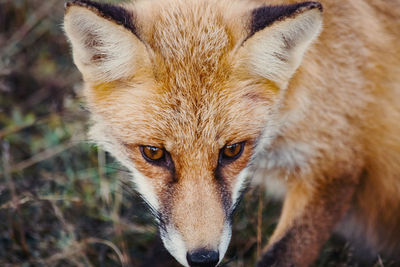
top-left (186, 249), bottom-right (219, 267)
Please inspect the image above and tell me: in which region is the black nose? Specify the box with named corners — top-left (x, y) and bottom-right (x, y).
top-left (186, 249), bottom-right (219, 267)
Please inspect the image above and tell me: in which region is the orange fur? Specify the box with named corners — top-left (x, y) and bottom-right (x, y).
top-left (64, 0), bottom-right (400, 266)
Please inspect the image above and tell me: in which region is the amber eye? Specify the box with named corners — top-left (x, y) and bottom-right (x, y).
top-left (141, 146), bottom-right (165, 162)
top-left (220, 142), bottom-right (245, 164)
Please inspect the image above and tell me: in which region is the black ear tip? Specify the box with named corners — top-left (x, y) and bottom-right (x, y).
top-left (65, 1), bottom-right (73, 10)
top-left (64, 1), bottom-right (92, 11)
top-left (250, 1), bottom-right (323, 36)
top-left (63, 0), bottom-right (137, 36)
top-left (301, 1), bottom-right (323, 12)
top-left (64, 1), bottom-right (79, 13)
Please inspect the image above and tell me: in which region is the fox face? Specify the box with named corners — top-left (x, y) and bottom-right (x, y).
top-left (64, 0), bottom-right (322, 265)
top-left (91, 69), bottom-right (270, 265)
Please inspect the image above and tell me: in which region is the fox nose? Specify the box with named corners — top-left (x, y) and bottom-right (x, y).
top-left (186, 249), bottom-right (219, 267)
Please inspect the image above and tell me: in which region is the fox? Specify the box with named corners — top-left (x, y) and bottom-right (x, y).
top-left (63, 0), bottom-right (400, 266)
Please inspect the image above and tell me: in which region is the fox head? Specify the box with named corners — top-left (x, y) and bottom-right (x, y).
top-left (64, 0), bottom-right (322, 266)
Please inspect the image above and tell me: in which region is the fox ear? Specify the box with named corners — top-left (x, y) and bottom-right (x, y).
top-left (239, 2), bottom-right (323, 89)
top-left (64, 0), bottom-right (150, 82)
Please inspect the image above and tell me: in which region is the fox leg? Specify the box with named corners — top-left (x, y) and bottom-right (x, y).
top-left (258, 175), bottom-right (359, 267)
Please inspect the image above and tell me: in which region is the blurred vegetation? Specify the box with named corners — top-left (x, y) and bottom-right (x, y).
top-left (0, 0), bottom-right (397, 266)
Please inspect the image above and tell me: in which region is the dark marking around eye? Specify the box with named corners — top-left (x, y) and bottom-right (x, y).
top-left (214, 141), bottom-right (245, 216)
top-left (139, 146), bottom-right (176, 182)
top-left (140, 146), bottom-right (172, 166)
top-left (214, 167), bottom-right (233, 217)
top-left (219, 141), bottom-right (245, 165)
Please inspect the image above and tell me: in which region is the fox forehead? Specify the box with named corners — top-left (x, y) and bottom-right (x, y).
top-left (89, 78), bottom-right (270, 151)
top-left (142, 4), bottom-right (234, 89)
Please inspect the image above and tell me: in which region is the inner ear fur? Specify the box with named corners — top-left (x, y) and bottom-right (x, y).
top-left (238, 1), bottom-right (323, 90)
top-left (64, 0), bottom-right (151, 83)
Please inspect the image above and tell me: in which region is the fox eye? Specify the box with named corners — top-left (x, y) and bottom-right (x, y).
top-left (141, 146), bottom-right (165, 162)
top-left (220, 142), bottom-right (245, 164)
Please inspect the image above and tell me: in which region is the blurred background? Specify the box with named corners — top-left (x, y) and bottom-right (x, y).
top-left (0, 0), bottom-right (396, 266)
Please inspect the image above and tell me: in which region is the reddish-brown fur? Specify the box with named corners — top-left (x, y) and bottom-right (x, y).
top-left (64, 0), bottom-right (400, 266)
